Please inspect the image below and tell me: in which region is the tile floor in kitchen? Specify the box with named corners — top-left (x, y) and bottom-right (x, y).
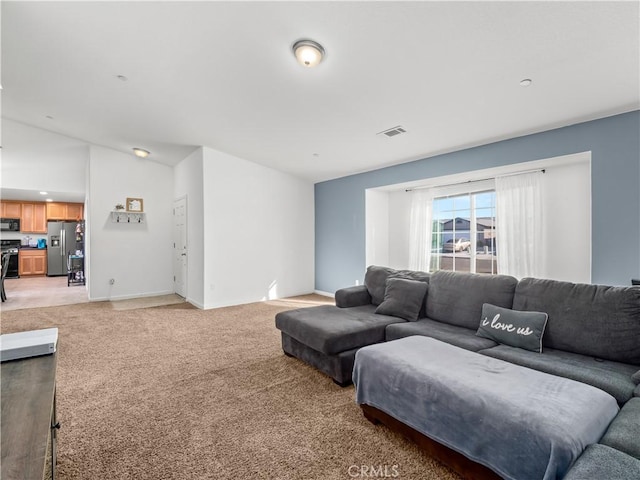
top-left (1, 276), bottom-right (88, 311)
top-left (1, 275), bottom-right (185, 312)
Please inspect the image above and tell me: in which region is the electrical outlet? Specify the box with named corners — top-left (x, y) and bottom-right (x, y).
top-left (109, 278), bottom-right (115, 285)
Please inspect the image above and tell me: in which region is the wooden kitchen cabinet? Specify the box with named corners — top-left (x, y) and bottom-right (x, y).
top-left (20, 203), bottom-right (47, 233)
top-left (19, 249), bottom-right (47, 276)
top-left (65, 203), bottom-right (84, 220)
top-left (46, 203), bottom-right (67, 220)
top-left (0, 201), bottom-right (22, 218)
top-left (46, 202), bottom-right (83, 221)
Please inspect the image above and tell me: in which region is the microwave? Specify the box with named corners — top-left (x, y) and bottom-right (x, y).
top-left (0, 218), bottom-right (20, 232)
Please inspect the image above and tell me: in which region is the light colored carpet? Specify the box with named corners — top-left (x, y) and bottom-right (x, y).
top-left (1, 295), bottom-right (461, 480)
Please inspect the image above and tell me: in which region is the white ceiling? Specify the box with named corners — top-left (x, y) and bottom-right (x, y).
top-left (2, 1), bottom-right (638, 183)
top-left (0, 188), bottom-right (84, 203)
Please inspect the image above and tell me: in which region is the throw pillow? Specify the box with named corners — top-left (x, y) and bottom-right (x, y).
top-left (476, 303), bottom-right (548, 353)
top-left (375, 278), bottom-right (428, 321)
top-left (632, 370), bottom-right (640, 385)
top-left (388, 270), bottom-right (430, 318)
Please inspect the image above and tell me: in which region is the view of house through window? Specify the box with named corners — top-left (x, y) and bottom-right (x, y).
top-left (430, 191), bottom-right (497, 274)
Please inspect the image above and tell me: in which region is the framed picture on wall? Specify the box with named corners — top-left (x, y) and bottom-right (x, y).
top-left (126, 197), bottom-right (144, 212)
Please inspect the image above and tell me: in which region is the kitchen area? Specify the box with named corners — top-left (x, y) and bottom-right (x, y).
top-left (1, 199), bottom-right (87, 309)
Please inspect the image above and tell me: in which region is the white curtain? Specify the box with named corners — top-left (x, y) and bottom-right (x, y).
top-left (409, 189), bottom-right (434, 272)
top-left (495, 171), bottom-right (544, 279)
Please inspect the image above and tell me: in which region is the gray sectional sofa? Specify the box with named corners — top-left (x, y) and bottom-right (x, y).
top-left (275, 265), bottom-right (640, 479)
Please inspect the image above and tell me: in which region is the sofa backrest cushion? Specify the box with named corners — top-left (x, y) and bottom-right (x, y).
top-left (426, 271), bottom-right (518, 330)
top-left (365, 266), bottom-right (397, 305)
top-left (364, 265), bottom-right (430, 307)
top-left (513, 278), bottom-right (640, 364)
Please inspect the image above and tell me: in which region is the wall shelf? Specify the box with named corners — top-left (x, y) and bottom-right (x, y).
top-left (110, 211), bottom-right (145, 224)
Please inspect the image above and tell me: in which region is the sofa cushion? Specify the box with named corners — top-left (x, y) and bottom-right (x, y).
top-left (275, 304), bottom-right (404, 356)
top-left (476, 303), bottom-right (548, 353)
top-left (479, 344), bottom-right (638, 404)
top-left (386, 318), bottom-right (498, 352)
top-left (563, 445), bottom-right (640, 480)
top-left (364, 266), bottom-right (397, 305)
top-left (426, 271), bottom-right (518, 330)
top-left (389, 269), bottom-right (431, 283)
top-left (600, 398), bottom-right (640, 460)
top-left (364, 265), bottom-right (430, 307)
top-left (375, 278), bottom-right (428, 321)
top-left (632, 369), bottom-right (640, 385)
top-left (512, 277), bottom-right (640, 364)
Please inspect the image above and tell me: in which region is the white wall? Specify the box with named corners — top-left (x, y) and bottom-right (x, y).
top-left (174, 147), bottom-right (205, 308)
top-left (543, 160), bottom-right (591, 283)
top-left (1, 119), bottom-right (88, 194)
top-left (372, 153), bottom-right (592, 283)
top-left (201, 146), bottom-right (314, 309)
top-left (3, 120), bottom-right (315, 307)
top-left (365, 189), bottom-right (390, 268)
top-left (88, 146), bottom-right (174, 300)
top-left (388, 190), bottom-right (411, 269)
top-left (0, 120), bottom-right (88, 243)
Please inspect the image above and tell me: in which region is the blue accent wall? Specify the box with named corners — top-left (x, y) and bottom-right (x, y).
top-left (315, 110), bottom-right (640, 291)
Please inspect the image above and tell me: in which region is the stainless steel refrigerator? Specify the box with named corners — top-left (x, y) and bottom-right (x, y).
top-left (47, 221), bottom-right (82, 276)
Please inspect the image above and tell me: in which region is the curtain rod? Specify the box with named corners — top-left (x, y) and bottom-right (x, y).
top-left (405, 168), bottom-right (545, 192)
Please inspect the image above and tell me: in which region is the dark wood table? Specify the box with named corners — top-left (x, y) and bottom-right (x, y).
top-left (1, 353), bottom-right (58, 480)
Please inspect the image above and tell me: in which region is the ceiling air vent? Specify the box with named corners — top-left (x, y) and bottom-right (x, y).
top-left (377, 126), bottom-right (407, 138)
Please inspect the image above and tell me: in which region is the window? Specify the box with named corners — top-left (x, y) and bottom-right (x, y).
top-left (430, 191), bottom-right (497, 274)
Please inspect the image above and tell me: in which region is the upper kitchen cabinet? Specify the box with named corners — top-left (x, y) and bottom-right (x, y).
top-left (46, 202), bottom-right (84, 221)
top-left (46, 202), bottom-right (66, 219)
top-left (0, 201), bottom-right (22, 218)
top-left (66, 203), bottom-right (84, 220)
top-left (21, 203), bottom-right (47, 233)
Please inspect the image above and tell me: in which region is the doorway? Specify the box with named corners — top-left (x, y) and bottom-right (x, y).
top-left (173, 197), bottom-right (188, 298)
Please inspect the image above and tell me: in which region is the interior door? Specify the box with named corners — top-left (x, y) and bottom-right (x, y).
top-left (173, 197), bottom-right (187, 298)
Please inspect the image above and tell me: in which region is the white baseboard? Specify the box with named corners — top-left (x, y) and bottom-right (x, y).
top-left (186, 298), bottom-right (205, 309)
top-left (89, 289), bottom-right (175, 302)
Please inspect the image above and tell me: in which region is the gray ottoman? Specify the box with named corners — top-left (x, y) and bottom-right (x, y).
top-left (354, 336), bottom-right (619, 480)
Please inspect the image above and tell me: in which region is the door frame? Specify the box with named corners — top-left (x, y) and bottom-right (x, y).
top-left (173, 196), bottom-right (188, 298)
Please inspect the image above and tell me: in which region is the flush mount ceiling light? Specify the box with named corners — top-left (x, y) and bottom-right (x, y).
top-left (520, 78), bottom-right (533, 87)
top-left (292, 39), bottom-right (325, 67)
top-left (133, 148), bottom-right (150, 158)
top-left (39, 191), bottom-right (48, 195)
